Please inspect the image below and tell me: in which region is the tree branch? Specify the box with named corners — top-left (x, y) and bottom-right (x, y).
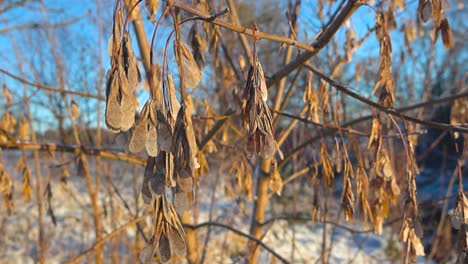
top-left (0, 68), bottom-right (105, 101)
top-left (0, 142), bottom-right (145, 166)
top-left (304, 63), bottom-right (468, 134)
top-left (184, 222), bottom-right (289, 263)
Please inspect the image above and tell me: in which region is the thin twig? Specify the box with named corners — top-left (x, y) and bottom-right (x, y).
top-left (304, 63), bottom-right (468, 134)
top-left (184, 222), bottom-right (290, 264)
top-left (0, 142), bottom-right (146, 166)
top-left (65, 214), bottom-right (150, 264)
top-left (0, 68), bottom-right (105, 101)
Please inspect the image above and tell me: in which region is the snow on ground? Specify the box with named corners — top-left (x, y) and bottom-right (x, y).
top-left (0, 157), bottom-right (434, 263)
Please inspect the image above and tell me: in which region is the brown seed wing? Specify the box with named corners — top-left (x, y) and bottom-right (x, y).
top-left (149, 169), bottom-right (165, 196)
top-left (158, 233), bottom-right (171, 263)
top-left (177, 172), bottom-right (193, 193)
top-left (105, 83), bottom-right (123, 132)
top-left (174, 190), bottom-right (193, 214)
top-left (120, 94), bottom-right (135, 131)
top-left (168, 227), bottom-right (187, 257)
top-left (146, 125), bottom-right (159, 157)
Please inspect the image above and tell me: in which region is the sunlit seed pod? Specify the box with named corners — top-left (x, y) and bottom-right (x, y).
top-left (257, 62), bottom-right (268, 102)
top-left (166, 153), bottom-right (176, 188)
top-left (117, 64), bottom-right (131, 96)
top-left (120, 94), bottom-right (135, 131)
top-left (166, 74), bottom-right (181, 119)
top-left (105, 86), bottom-right (123, 132)
top-left (129, 105), bottom-right (149, 153)
top-left (146, 125), bottom-right (159, 157)
top-left (176, 41), bottom-right (202, 89)
top-left (122, 32), bottom-right (141, 90)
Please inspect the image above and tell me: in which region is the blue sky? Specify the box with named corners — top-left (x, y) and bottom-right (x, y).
top-left (0, 0), bottom-right (466, 132)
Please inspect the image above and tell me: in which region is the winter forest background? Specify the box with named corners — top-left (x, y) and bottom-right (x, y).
top-left (0, 0), bottom-right (467, 263)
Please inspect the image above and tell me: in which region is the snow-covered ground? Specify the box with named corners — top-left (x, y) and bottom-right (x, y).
top-left (0, 152), bottom-right (440, 263)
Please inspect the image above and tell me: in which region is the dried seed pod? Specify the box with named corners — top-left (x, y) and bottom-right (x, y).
top-left (158, 232), bottom-right (171, 263)
top-left (149, 167), bottom-right (165, 197)
top-left (261, 133), bottom-right (276, 160)
top-left (122, 31), bottom-right (141, 91)
top-left (2, 84), bottom-right (13, 107)
top-left (141, 157), bottom-right (155, 204)
top-left (419, 0), bottom-right (433, 22)
top-left (145, 0), bottom-right (159, 23)
top-left (376, 148), bottom-right (393, 180)
top-left (120, 92), bottom-right (135, 131)
top-left (342, 159), bottom-right (355, 221)
top-left (452, 192), bottom-right (468, 230)
top-left (189, 24), bottom-right (206, 69)
top-left (269, 161), bottom-right (283, 195)
top-left (175, 41), bottom-right (202, 89)
top-left (146, 125), bottom-right (159, 157)
top-left (168, 227), bottom-right (186, 257)
top-left (174, 189), bottom-right (194, 214)
top-left (139, 243), bottom-right (156, 264)
top-left (440, 18), bottom-right (453, 49)
top-left (166, 74), bottom-right (181, 126)
top-left (18, 116), bottom-right (30, 141)
top-left (242, 59), bottom-right (277, 160)
top-left (71, 100), bottom-right (80, 119)
top-left (320, 144), bottom-right (334, 187)
top-left (257, 62), bottom-right (268, 102)
top-left (129, 103), bottom-right (150, 153)
top-left (373, 12), bottom-right (395, 107)
top-left (105, 74), bottom-right (123, 132)
top-left (177, 173), bottom-right (194, 193)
